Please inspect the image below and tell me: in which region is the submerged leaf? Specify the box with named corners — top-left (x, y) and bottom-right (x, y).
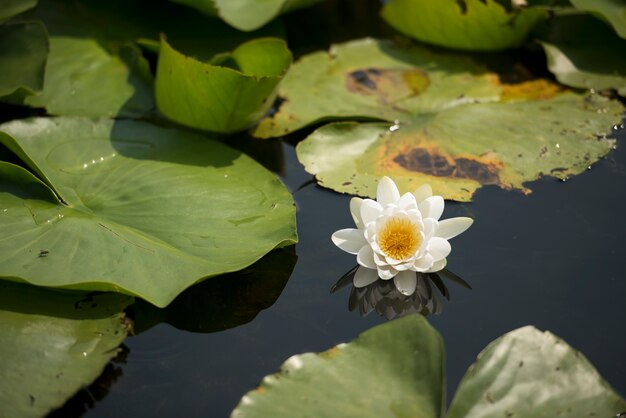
top-left (0, 281), bottom-right (131, 418)
top-left (156, 37), bottom-right (292, 134)
top-left (0, 118), bottom-right (297, 307)
top-left (0, 22), bottom-right (48, 96)
top-left (381, 0), bottom-right (547, 51)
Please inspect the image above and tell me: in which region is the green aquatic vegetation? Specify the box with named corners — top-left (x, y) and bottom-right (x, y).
top-left (278, 39), bottom-right (623, 200)
top-left (0, 118), bottom-right (297, 307)
top-left (381, 0), bottom-right (547, 51)
top-left (232, 315), bottom-right (626, 418)
top-left (538, 15), bottom-right (626, 96)
top-left (0, 22), bottom-right (48, 97)
top-left (156, 37), bottom-right (292, 134)
top-left (170, 0), bottom-right (324, 31)
top-left (0, 281), bottom-right (131, 418)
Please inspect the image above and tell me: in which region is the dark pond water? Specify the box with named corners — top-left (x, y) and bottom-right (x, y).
top-left (49, 123), bottom-right (626, 417)
top-left (1, 0), bottom-right (617, 416)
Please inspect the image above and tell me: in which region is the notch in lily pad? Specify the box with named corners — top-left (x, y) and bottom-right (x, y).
top-left (155, 36), bottom-right (292, 134)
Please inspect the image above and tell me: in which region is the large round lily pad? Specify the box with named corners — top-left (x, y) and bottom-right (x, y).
top-left (296, 94), bottom-right (621, 201)
top-left (0, 118), bottom-right (297, 307)
top-left (0, 281), bottom-right (131, 418)
top-left (231, 315), bottom-right (626, 417)
top-left (570, 0), bottom-right (626, 39)
top-left (252, 38), bottom-right (501, 138)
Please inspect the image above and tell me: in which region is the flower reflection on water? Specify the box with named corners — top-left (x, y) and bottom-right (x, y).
top-left (331, 265), bottom-right (471, 319)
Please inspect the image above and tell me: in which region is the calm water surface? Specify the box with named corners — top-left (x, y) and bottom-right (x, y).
top-left (52, 125), bottom-right (626, 417)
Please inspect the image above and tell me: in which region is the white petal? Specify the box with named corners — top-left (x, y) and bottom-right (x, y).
top-left (437, 217), bottom-right (473, 240)
top-left (422, 218), bottom-right (437, 240)
top-left (357, 245), bottom-right (377, 269)
top-left (378, 265), bottom-right (397, 280)
top-left (412, 253), bottom-right (434, 271)
top-left (373, 250), bottom-right (388, 266)
top-left (376, 176), bottom-right (400, 206)
top-left (350, 197), bottom-right (364, 229)
top-left (394, 271), bottom-right (417, 296)
top-left (425, 258), bottom-right (447, 273)
top-left (418, 196), bottom-right (445, 220)
top-left (428, 237), bottom-right (451, 261)
top-left (353, 266), bottom-right (379, 288)
top-left (331, 229), bottom-right (366, 254)
top-left (413, 184), bottom-right (432, 203)
top-left (397, 192), bottom-right (417, 211)
top-left (360, 199), bottom-right (383, 225)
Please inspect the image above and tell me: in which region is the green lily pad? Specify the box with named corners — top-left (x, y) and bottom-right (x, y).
top-left (231, 315), bottom-right (626, 417)
top-left (0, 22), bottom-right (48, 97)
top-left (0, 281), bottom-right (131, 418)
top-left (156, 37), bottom-right (292, 134)
top-left (252, 38), bottom-right (501, 138)
top-left (297, 93), bottom-right (621, 201)
top-left (170, 0), bottom-right (323, 31)
top-left (571, 0), bottom-right (626, 39)
top-left (381, 0), bottom-right (547, 51)
top-left (6, 0), bottom-right (271, 116)
top-left (0, 0), bottom-right (37, 21)
top-left (0, 117), bottom-right (297, 307)
top-left (447, 326), bottom-right (626, 417)
top-left (231, 315), bottom-right (445, 418)
top-left (4, 0), bottom-right (154, 117)
top-left (539, 15), bottom-right (626, 96)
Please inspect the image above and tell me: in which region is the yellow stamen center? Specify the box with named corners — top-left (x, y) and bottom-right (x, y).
top-left (377, 217), bottom-right (421, 260)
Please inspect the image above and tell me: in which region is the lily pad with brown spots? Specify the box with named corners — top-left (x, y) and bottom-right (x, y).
top-left (296, 93), bottom-right (623, 201)
top-left (251, 38), bottom-right (501, 138)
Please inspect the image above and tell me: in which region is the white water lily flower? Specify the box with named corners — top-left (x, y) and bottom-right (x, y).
top-left (331, 176), bottom-right (473, 296)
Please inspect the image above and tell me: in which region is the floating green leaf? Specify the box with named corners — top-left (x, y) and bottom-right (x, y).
top-left (0, 0), bottom-right (37, 21)
top-left (231, 315), bottom-right (445, 418)
top-left (0, 22), bottom-right (48, 97)
top-left (0, 117), bottom-right (297, 307)
top-left (0, 281), bottom-right (131, 418)
top-left (283, 39), bottom-right (623, 201)
top-left (232, 315), bottom-right (626, 418)
top-left (297, 95), bottom-right (621, 201)
top-left (447, 326), bottom-right (626, 417)
top-left (381, 0), bottom-right (547, 51)
top-left (170, 0), bottom-right (323, 31)
top-left (539, 15), bottom-right (626, 96)
top-left (571, 0), bottom-right (626, 39)
top-left (23, 40), bottom-right (153, 118)
top-left (4, 0), bottom-right (154, 117)
top-left (252, 38), bottom-right (500, 138)
top-left (156, 37), bottom-right (292, 134)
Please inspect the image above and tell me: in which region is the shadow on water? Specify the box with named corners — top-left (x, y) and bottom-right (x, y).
top-left (129, 247), bottom-right (297, 334)
top-left (331, 266), bottom-right (471, 319)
